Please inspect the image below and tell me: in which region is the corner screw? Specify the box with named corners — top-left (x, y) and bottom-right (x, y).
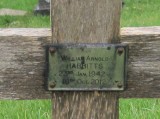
top-left (117, 83), bottom-right (123, 88)
top-left (107, 47), bottom-right (111, 50)
top-left (49, 47), bottom-right (56, 54)
top-left (117, 47), bottom-right (124, 56)
top-left (80, 47), bottom-right (84, 51)
top-left (49, 82), bottom-right (56, 88)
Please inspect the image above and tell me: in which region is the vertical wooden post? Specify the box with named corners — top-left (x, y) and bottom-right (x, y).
top-left (51, 0), bottom-right (121, 119)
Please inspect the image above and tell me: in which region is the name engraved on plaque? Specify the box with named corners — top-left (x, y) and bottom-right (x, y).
top-left (47, 44), bottom-right (127, 91)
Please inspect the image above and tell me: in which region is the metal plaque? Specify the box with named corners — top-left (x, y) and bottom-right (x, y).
top-left (47, 43), bottom-right (127, 91)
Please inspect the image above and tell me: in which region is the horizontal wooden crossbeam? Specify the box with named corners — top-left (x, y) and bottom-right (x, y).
top-left (0, 27), bottom-right (159, 99)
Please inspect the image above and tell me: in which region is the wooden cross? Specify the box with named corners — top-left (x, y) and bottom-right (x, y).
top-left (0, 0), bottom-right (160, 119)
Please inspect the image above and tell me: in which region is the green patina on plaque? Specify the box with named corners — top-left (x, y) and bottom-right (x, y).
top-left (47, 44), bottom-right (127, 91)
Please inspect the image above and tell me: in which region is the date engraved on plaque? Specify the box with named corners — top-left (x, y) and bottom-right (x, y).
top-left (47, 44), bottom-right (127, 91)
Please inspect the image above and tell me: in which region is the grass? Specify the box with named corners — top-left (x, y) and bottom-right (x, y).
top-left (0, 0), bottom-right (50, 28)
top-left (121, 0), bottom-right (160, 27)
top-left (0, 0), bottom-right (160, 119)
top-left (120, 99), bottom-right (160, 119)
top-left (0, 100), bottom-right (51, 119)
top-left (0, 15), bottom-right (50, 28)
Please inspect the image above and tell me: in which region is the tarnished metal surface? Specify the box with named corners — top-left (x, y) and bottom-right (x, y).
top-left (47, 44), bottom-right (127, 91)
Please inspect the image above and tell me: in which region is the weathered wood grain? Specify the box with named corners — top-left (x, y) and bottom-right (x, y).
top-left (52, 0), bottom-right (121, 44)
top-left (0, 26), bottom-right (160, 100)
top-left (120, 27), bottom-right (160, 98)
top-left (0, 28), bottom-right (51, 37)
top-left (53, 92), bottom-right (119, 119)
top-left (51, 0), bottom-right (121, 119)
top-left (0, 28), bottom-right (52, 100)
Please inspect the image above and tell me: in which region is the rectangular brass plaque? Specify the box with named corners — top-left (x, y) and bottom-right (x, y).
top-left (47, 43), bottom-right (127, 91)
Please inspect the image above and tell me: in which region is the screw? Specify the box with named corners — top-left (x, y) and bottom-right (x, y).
top-left (107, 47), bottom-right (111, 50)
top-left (117, 47), bottom-right (124, 56)
top-left (49, 47), bottom-right (56, 54)
top-left (80, 47), bottom-right (84, 51)
top-left (49, 82), bottom-right (56, 88)
top-left (117, 83), bottom-right (123, 88)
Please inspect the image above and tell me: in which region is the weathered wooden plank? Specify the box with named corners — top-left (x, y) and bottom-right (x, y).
top-left (120, 27), bottom-right (160, 98)
top-left (0, 28), bottom-right (51, 37)
top-left (0, 28), bottom-right (52, 100)
top-left (52, 0), bottom-right (121, 44)
top-left (0, 27), bottom-right (160, 100)
top-left (51, 0), bottom-right (121, 119)
top-left (53, 92), bottom-right (119, 119)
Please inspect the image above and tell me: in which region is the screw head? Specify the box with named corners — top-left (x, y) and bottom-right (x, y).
top-left (107, 47), bottom-right (111, 50)
top-left (117, 83), bottom-right (123, 88)
top-left (117, 47), bottom-right (124, 56)
top-left (49, 82), bottom-right (56, 88)
top-left (49, 47), bottom-right (56, 54)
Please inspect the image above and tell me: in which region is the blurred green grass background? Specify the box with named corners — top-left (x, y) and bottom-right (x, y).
top-left (0, 0), bottom-right (160, 119)
top-left (121, 0), bottom-right (160, 27)
top-left (0, 100), bottom-right (51, 119)
top-left (0, 0), bottom-right (50, 27)
top-left (0, 0), bottom-right (160, 27)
